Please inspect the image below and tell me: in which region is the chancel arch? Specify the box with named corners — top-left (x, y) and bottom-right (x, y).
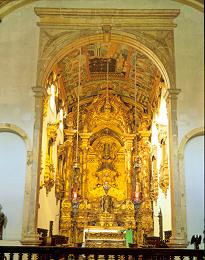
top-left (20, 8), bottom-right (187, 247)
top-left (37, 32), bottom-right (172, 92)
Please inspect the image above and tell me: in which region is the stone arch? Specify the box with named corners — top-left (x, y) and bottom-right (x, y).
top-left (178, 127), bottom-right (205, 242)
top-left (37, 32), bottom-right (172, 90)
top-left (0, 123), bottom-right (31, 151)
top-left (32, 9), bottom-right (181, 245)
top-left (179, 127), bottom-right (204, 156)
top-left (0, 123), bottom-right (32, 240)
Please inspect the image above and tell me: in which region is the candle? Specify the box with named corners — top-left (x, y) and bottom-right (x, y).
top-left (73, 191), bottom-right (77, 200)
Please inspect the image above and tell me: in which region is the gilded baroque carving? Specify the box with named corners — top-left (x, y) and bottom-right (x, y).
top-left (136, 200), bottom-right (153, 245)
top-left (60, 199), bottom-right (72, 236)
top-left (158, 125), bottom-right (169, 196)
top-left (55, 144), bottom-right (66, 201)
top-left (136, 115), bottom-right (153, 246)
top-left (42, 122), bottom-right (59, 193)
top-left (47, 122), bottom-right (59, 142)
top-left (150, 145), bottom-right (159, 202)
top-left (43, 94), bottom-right (49, 118)
top-left (35, 8), bottom-right (179, 245)
top-left (58, 93), bottom-right (137, 238)
top-left (44, 154), bottom-right (55, 193)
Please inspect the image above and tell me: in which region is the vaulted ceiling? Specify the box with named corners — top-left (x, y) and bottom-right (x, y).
top-left (56, 41), bottom-right (163, 117)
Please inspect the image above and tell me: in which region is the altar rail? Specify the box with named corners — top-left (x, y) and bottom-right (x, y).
top-left (0, 246), bottom-right (205, 260)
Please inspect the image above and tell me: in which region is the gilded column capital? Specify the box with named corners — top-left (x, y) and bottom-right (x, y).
top-left (79, 132), bottom-right (92, 140)
top-left (64, 129), bottom-right (75, 139)
top-left (123, 133), bottom-right (135, 150)
top-left (124, 133), bottom-right (135, 140)
top-left (138, 130), bottom-right (151, 139)
top-left (79, 132), bottom-right (92, 150)
top-left (124, 133), bottom-right (135, 141)
top-left (164, 88), bottom-right (181, 101)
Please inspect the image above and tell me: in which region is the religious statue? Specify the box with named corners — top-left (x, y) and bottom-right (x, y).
top-left (0, 204), bottom-right (7, 240)
top-left (191, 235), bottom-right (202, 249)
top-left (101, 194), bottom-right (113, 213)
top-left (97, 142), bottom-right (118, 172)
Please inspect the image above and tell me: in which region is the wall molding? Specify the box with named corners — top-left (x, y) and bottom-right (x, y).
top-left (0, 123), bottom-right (31, 150)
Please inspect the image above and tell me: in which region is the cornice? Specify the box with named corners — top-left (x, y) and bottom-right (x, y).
top-left (34, 8), bottom-right (180, 30)
top-left (0, 0), bottom-right (203, 22)
top-left (34, 8), bottom-right (180, 18)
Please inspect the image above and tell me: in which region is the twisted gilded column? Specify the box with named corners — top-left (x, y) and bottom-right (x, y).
top-left (165, 88), bottom-right (187, 247)
top-left (21, 86), bottom-right (45, 245)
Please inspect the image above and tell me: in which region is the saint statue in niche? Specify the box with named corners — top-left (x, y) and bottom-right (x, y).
top-left (97, 142), bottom-right (117, 172)
top-left (101, 194), bottom-right (113, 213)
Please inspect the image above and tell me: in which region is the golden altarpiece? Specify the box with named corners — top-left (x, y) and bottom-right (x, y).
top-left (40, 41), bottom-right (169, 247)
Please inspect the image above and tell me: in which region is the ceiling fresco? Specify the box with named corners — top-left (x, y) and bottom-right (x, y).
top-left (57, 42), bottom-right (162, 115)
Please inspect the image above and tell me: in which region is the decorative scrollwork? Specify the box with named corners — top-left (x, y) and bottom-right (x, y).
top-left (158, 125), bottom-right (169, 196)
top-left (44, 154), bottom-right (55, 193)
top-left (150, 145), bottom-right (159, 202)
top-left (47, 122), bottom-right (59, 142)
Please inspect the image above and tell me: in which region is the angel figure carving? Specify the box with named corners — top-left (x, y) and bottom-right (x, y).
top-left (191, 235), bottom-right (202, 249)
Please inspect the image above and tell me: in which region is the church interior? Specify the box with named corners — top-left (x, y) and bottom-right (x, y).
top-left (0, 0), bottom-right (204, 251)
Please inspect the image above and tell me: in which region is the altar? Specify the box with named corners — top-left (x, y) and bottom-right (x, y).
top-left (83, 227), bottom-right (127, 248)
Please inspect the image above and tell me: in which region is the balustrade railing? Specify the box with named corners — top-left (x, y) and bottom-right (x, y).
top-left (0, 246), bottom-right (204, 260)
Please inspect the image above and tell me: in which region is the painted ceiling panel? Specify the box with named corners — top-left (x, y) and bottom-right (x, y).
top-left (57, 41), bottom-right (161, 115)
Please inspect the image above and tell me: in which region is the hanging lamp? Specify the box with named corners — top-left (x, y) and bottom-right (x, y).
top-left (133, 53), bottom-right (142, 204)
top-left (104, 53), bottom-right (110, 111)
top-left (73, 48), bottom-right (81, 178)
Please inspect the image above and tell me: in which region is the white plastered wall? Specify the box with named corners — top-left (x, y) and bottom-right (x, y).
top-left (0, 131), bottom-right (26, 241)
top-left (184, 135), bottom-right (204, 249)
top-left (37, 95), bottom-right (64, 235)
top-left (151, 92), bottom-right (172, 238)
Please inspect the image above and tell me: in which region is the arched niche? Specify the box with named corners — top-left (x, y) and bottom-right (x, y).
top-left (178, 127), bottom-right (204, 245)
top-left (0, 123), bottom-right (32, 241)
